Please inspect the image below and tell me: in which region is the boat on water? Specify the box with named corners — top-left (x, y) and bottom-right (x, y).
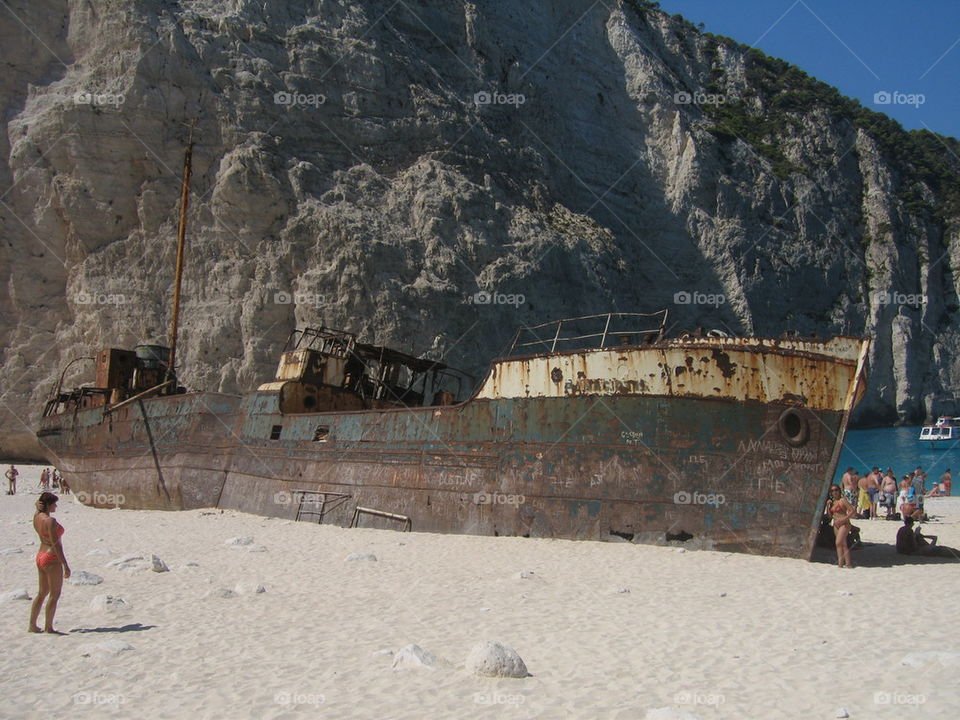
top-left (36, 311), bottom-right (870, 559)
top-left (918, 416), bottom-right (960, 447)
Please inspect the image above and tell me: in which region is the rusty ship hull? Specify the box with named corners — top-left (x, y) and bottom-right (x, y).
top-left (37, 332), bottom-right (870, 559)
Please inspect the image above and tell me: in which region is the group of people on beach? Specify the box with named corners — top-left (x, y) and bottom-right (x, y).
top-left (4, 465), bottom-right (68, 495)
top-left (823, 465), bottom-right (954, 568)
top-left (839, 465), bottom-right (951, 521)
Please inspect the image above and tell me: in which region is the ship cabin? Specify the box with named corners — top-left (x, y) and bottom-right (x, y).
top-left (42, 344), bottom-right (180, 417)
top-left (256, 327), bottom-right (473, 414)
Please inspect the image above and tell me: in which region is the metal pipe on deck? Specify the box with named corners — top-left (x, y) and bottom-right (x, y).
top-left (104, 380), bottom-right (175, 414)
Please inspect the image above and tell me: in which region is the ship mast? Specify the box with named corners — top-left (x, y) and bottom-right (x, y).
top-left (166, 121), bottom-right (196, 389)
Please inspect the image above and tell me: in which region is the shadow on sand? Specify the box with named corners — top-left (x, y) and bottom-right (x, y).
top-left (811, 542), bottom-right (960, 567)
top-left (68, 623), bottom-right (157, 634)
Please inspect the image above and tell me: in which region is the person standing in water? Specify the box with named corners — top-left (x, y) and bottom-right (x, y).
top-left (29, 492), bottom-right (71, 634)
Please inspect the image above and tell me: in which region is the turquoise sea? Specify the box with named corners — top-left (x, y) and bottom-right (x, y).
top-left (837, 426), bottom-right (959, 489)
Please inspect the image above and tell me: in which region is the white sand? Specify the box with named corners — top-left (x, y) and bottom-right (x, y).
top-left (2, 463), bottom-right (959, 719)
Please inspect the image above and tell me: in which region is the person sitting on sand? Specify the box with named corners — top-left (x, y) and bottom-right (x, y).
top-left (825, 484), bottom-right (856, 568)
top-left (29, 492), bottom-right (71, 634)
top-left (899, 499), bottom-right (925, 522)
top-left (927, 469), bottom-right (952, 498)
top-left (896, 517), bottom-right (954, 558)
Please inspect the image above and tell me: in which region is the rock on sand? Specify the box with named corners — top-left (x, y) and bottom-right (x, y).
top-left (465, 640), bottom-right (529, 678)
top-left (68, 570), bottom-right (104, 585)
top-left (105, 554), bottom-right (169, 572)
top-left (392, 644), bottom-right (445, 670)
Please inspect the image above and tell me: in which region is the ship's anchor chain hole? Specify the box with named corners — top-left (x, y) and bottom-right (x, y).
top-left (777, 408), bottom-right (810, 447)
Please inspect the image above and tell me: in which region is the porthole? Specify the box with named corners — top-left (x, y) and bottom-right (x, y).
top-left (778, 408), bottom-right (809, 447)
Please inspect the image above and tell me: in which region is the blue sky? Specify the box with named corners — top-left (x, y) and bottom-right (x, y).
top-left (655, 0), bottom-right (960, 139)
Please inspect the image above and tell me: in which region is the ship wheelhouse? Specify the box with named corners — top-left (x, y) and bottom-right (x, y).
top-left (257, 327), bottom-right (474, 414)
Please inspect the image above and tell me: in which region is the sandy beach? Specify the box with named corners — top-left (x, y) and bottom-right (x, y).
top-left (1, 464), bottom-right (958, 719)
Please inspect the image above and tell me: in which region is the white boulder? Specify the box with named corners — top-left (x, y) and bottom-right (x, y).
top-left (465, 641), bottom-right (529, 678)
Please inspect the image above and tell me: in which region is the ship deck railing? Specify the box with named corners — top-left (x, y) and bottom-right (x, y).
top-left (507, 311), bottom-right (668, 356)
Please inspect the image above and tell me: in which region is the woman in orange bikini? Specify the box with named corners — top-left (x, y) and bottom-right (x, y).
top-left (29, 492), bottom-right (71, 633)
top-left (825, 484), bottom-right (856, 568)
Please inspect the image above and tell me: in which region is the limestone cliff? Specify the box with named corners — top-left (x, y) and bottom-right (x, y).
top-left (2, 0), bottom-right (959, 458)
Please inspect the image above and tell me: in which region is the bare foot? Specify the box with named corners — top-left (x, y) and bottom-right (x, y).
top-left (28, 626), bottom-right (42, 633)
top-left (43, 628), bottom-right (67, 635)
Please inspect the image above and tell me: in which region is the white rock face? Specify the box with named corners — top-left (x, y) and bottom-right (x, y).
top-left (465, 641), bottom-right (529, 678)
top-left (1, 589), bottom-right (31, 601)
top-left (151, 555), bottom-right (169, 572)
top-left (1, 1), bottom-right (959, 461)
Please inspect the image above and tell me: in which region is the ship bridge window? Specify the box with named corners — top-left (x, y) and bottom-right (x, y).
top-left (270, 424), bottom-right (283, 440)
top-left (313, 425), bottom-right (330, 442)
